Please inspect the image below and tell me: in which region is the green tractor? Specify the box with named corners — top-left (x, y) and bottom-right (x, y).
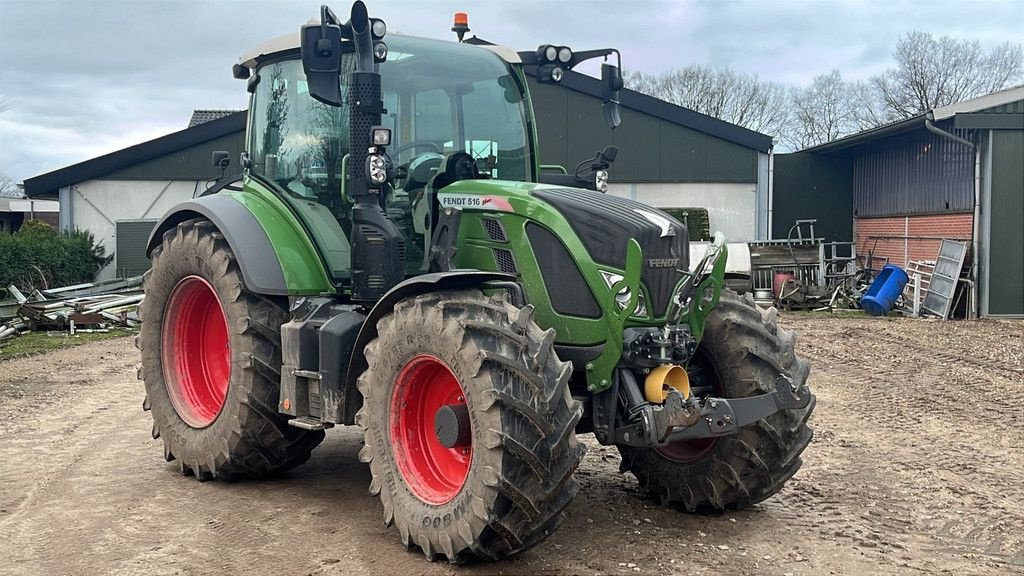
top-left (138, 1), bottom-right (814, 562)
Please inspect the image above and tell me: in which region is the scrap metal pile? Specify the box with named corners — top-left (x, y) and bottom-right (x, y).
top-left (746, 220), bottom-right (971, 319)
top-left (0, 276), bottom-right (143, 342)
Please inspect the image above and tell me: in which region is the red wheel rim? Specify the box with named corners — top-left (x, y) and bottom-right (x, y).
top-left (389, 355), bottom-right (471, 505)
top-left (656, 436), bottom-right (717, 462)
top-left (160, 276), bottom-right (231, 428)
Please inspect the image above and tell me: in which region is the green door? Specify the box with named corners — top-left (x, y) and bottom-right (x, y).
top-left (987, 130), bottom-right (1024, 316)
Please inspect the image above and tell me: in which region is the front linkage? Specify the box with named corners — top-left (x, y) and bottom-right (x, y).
top-left (590, 233), bottom-right (813, 448)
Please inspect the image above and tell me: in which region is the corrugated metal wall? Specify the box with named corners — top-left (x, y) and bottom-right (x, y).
top-left (104, 132), bottom-right (247, 181)
top-left (772, 152), bottom-right (854, 241)
top-left (852, 123), bottom-right (978, 217)
top-left (115, 219), bottom-right (159, 277)
top-left (527, 78), bottom-right (759, 183)
top-left (978, 100), bottom-right (1024, 114)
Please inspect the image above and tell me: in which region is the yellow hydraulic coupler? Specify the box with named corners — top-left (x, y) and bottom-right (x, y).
top-left (643, 364), bottom-right (690, 403)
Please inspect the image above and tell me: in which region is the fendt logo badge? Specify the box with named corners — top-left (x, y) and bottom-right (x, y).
top-left (647, 258), bottom-right (679, 268)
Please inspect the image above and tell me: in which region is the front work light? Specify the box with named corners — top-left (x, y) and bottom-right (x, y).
top-left (372, 126), bottom-right (392, 147)
top-left (371, 18), bottom-right (387, 38)
top-left (557, 47), bottom-right (572, 63)
top-left (595, 169), bottom-right (609, 193)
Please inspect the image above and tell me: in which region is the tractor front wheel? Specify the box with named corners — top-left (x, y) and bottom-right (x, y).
top-left (618, 290), bottom-right (815, 511)
top-left (138, 218), bottom-right (324, 480)
top-left (356, 290), bottom-right (585, 562)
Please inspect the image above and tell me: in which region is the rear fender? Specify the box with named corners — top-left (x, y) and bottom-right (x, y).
top-left (146, 194), bottom-right (332, 296)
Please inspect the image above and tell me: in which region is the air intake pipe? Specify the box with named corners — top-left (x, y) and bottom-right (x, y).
top-left (345, 1), bottom-right (405, 304)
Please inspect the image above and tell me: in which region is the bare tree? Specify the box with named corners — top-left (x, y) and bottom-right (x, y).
top-left (784, 70), bottom-right (861, 150)
top-left (871, 31), bottom-right (1024, 120)
top-left (626, 65), bottom-right (791, 138)
top-left (0, 172), bottom-right (21, 198)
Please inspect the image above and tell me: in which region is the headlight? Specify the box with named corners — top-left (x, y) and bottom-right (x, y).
top-left (595, 169), bottom-right (608, 193)
top-left (599, 271), bottom-right (647, 317)
top-left (367, 154), bottom-right (387, 185)
top-left (545, 45), bottom-right (558, 61)
top-left (557, 47), bottom-right (572, 63)
top-left (373, 41), bottom-right (388, 62)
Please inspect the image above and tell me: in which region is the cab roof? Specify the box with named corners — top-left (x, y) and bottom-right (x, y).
top-left (238, 28), bottom-right (521, 69)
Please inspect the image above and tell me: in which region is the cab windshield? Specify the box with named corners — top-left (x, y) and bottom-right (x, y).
top-left (248, 35), bottom-right (532, 277)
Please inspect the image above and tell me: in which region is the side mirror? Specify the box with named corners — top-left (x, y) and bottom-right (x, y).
top-left (600, 145), bottom-right (618, 164)
top-left (300, 22), bottom-right (344, 106)
top-left (601, 63), bottom-right (623, 130)
top-left (212, 150), bottom-right (230, 169)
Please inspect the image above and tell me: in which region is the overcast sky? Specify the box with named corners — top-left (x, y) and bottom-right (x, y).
top-left (1, 0), bottom-right (1022, 183)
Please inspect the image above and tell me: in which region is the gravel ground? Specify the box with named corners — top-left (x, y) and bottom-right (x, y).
top-left (0, 314), bottom-right (1021, 576)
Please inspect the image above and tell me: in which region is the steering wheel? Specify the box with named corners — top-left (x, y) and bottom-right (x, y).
top-left (393, 140), bottom-right (442, 159)
top-left (431, 151), bottom-right (480, 192)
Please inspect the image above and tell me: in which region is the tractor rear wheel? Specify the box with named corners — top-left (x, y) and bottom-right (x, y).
top-left (138, 218), bottom-right (324, 480)
top-left (617, 290), bottom-right (815, 511)
top-left (356, 290), bottom-right (585, 562)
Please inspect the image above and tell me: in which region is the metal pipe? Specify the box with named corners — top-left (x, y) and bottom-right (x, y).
top-left (866, 235), bottom-right (971, 241)
top-left (972, 147), bottom-right (981, 319)
top-left (925, 111), bottom-right (980, 318)
top-left (767, 146), bottom-right (775, 240)
top-left (924, 112), bottom-right (975, 148)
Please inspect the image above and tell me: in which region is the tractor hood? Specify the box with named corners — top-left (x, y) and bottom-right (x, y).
top-left (439, 180), bottom-right (690, 319)
top-left (529, 187), bottom-right (690, 318)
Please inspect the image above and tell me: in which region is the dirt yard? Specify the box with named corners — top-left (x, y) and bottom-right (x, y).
top-left (0, 314), bottom-right (1021, 576)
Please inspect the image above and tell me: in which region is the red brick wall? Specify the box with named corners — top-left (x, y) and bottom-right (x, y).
top-left (855, 213), bottom-right (973, 268)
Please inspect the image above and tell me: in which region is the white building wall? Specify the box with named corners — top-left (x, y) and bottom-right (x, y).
top-left (607, 182), bottom-right (758, 242)
top-left (68, 179), bottom-right (202, 280)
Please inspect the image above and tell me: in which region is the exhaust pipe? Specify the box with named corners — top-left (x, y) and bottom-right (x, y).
top-left (643, 364), bottom-right (690, 403)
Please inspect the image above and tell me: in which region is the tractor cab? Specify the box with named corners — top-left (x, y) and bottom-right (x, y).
top-left (241, 34), bottom-right (535, 278)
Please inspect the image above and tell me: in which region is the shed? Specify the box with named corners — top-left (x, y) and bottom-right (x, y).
top-left (22, 112), bottom-right (246, 280)
top-left (0, 197), bottom-right (60, 233)
top-left (23, 44), bottom-right (773, 281)
top-left (772, 86), bottom-right (1024, 318)
top-left (524, 68), bottom-right (772, 242)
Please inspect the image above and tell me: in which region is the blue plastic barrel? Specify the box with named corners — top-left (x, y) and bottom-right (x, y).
top-left (861, 264), bottom-right (909, 316)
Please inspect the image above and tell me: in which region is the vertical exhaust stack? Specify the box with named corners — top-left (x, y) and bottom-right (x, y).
top-left (345, 1), bottom-right (405, 304)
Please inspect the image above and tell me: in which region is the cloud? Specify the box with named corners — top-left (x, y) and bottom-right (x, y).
top-left (0, 0), bottom-right (1021, 182)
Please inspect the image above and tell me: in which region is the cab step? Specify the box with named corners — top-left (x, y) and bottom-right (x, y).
top-left (288, 416), bottom-right (331, 430)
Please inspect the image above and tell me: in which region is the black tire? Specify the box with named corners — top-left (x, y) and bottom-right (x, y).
top-left (356, 290), bottom-right (585, 562)
top-left (138, 218), bottom-right (324, 480)
top-left (618, 290), bottom-right (815, 511)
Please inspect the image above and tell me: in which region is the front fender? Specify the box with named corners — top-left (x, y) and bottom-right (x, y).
top-left (336, 270), bottom-right (515, 423)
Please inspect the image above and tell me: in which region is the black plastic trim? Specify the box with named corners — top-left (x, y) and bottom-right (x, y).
top-left (554, 343), bottom-right (605, 368)
top-left (526, 222), bottom-right (602, 319)
top-left (145, 195), bottom-right (288, 295)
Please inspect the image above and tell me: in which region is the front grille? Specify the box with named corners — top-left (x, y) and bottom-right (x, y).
top-left (483, 218), bottom-right (508, 242)
top-left (493, 248), bottom-right (518, 274)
